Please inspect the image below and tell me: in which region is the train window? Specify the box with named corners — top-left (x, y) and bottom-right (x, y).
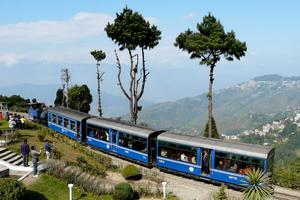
top-left (63, 118), bottom-right (69, 128)
top-left (52, 114), bottom-right (57, 123)
top-left (215, 151), bottom-right (264, 174)
top-left (58, 116), bottom-right (62, 126)
top-left (87, 125), bottom-right (109, 142)
top-left (118, 132), bottom-right (147, 153)
top-left (70, 120), bottom-right (76, 131)
top-left (158, 141), bottom-right (197, 164)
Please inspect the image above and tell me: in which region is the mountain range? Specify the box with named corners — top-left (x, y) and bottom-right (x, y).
top-left (138, 74), bottom-right (300, 135)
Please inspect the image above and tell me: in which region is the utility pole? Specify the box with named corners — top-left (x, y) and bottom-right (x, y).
top-left (61, 68), bottom-right (71, 108)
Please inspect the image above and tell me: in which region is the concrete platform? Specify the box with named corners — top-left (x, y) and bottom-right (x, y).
top-left (0, 164), bottom-right (9, 177)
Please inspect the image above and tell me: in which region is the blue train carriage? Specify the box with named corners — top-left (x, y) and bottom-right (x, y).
top-left (85, 117), bottom-right (163, 166)
top-left (156, 132), bottom-right (275, 186)
top-left (48, 107), bottom-right (90, 141)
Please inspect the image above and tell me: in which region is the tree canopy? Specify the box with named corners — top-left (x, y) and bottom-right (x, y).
top-left (67, 84), bottom-right (92, 113)
top-left (105, 6), bottom-right (161, 51)
top-left (174, 13), bottom-right (247, 66)
top-left (105, 6), bottom-right (161, 124)
top-left (90, 50), bottom-right (106, 63)
top-left (175, 13), bottom-right (246, 138)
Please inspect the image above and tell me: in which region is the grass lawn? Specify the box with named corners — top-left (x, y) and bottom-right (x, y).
top-left (0, 119), bottom-right (8, 129)
top-left (24, 174), bottom-right (112, 200)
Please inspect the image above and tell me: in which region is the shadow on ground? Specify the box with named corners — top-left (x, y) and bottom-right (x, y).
top-left (23, 190), bottom-right (47, 200)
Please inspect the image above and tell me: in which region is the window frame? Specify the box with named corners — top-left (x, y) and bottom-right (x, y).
top-left (158, 141), bottom-right (197, 164)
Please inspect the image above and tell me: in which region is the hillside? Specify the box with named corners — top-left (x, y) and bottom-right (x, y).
top-left (138, 74), bottom-right (300, 135)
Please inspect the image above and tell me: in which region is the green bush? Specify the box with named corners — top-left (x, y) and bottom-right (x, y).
top-left (113, 183), bottom-right (136, 200)
top-left (121, 165), bottom-right (142, 180)
top-left (0, 178), bottom-right (25, 200)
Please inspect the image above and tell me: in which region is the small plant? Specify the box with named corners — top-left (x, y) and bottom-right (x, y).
top-left (37, 127), bottom-right (47, 142)
top-left (113, 183), bottom-right (137, 200)
top-left (52, 149), bottom-right (62, 159)
top-left (166, 192), bottom-right (180, 200)
top-left (243, 168), bottom-right (273, 200)
top-left (121, 164), bottom-right (142, 180)
top-left (215, 184), bottom-right (228, 200)
top-left (0, 178), bottom-right (25, 200)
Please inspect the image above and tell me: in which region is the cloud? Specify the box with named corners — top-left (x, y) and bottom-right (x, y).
top-left (0, 53), bottom-right (18, 67)
top-left (0, 12), bottom-right (112, 45)
top-left (180, 12), bottom-right (198, 20)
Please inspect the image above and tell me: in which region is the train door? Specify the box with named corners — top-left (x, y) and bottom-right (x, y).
top-left (201, 148), bottom-right (211, 175)
top-left (110, 129), bottom-right (118, 152)
top-left (149, 136), bottom-right (157, 164)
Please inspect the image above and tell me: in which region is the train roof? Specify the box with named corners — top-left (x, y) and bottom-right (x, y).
top-left (48, 106), bottom-right (91, 121)
top-left (87, 117), bottom-right (160, 138)
top-left (158, 132), bottom-right (273, 159)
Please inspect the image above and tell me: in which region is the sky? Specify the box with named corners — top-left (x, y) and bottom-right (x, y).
top-left (0, 0), bottom-right (300, 102)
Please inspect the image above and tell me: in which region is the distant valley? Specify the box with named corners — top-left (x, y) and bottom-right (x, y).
top-left (138, 74), bottom-right (300, 135)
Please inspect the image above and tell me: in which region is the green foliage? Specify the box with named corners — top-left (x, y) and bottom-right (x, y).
top-left (37, 127), bottom-right (47, 142)
top-left (215, 184), bottom-right (228, 200)
top-left (203, 116), bottom-right (220, 138)
top-left (105, 7), bottom-right (161, 51)
top-left (54, 88), bottom-right (66, 107)
top-left (7, 130), bottom-right (21, 143)
top-left (68, 84), bottom-right (93, 113)
top-left (113, 183), bottom-right (136, 200)
top-left (174, 13), bottom-right (247, 66)
top-left (73, 156), bottom-right (107, 177)
top-left (0, 95), bottom-right (30, 112)
top-left (273, 158), bottom-right (300, 189)
top-left (121, 164), bottom-right (142, 180)
top-left (0, 178), bottom-right (25, 200)
top-left (91, 50), bottom-right (106, 62)
top-left (243, 168), bottom-right (273, 200)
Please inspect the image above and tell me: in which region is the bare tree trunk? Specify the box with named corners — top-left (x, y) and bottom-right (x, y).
top-left (96, 62), bottom-right (104, 117)
top-left (208, 64), bottom-right (215, 138)
top-left (114, 49), bottom-right (149, 125)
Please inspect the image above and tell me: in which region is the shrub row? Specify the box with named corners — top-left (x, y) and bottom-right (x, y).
top-left (45, 159), bottom-right (114, 195)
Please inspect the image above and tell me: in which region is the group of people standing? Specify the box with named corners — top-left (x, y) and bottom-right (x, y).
top-left (7, 112), bottom-right (26, 129)
top-left (20, 139), bottom-right (53, 177)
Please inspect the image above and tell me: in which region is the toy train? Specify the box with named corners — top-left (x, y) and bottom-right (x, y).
top-left (36, 106), bottom-right (275, 186)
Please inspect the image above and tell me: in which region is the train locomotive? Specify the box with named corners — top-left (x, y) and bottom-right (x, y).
top-left (43, 106), bottom-right (274, 187)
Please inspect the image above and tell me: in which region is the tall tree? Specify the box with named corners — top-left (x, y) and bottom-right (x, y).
top-left (175, 13), bottom-right (247, 138)
top-left (105, 7), bottom-right (161, 124)
top-left (54, 88), bottom-right (66, 107)
top-left (68, 84), bottom-right (92, 113)
top-left (90, 50), bottom-right (106, 117)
